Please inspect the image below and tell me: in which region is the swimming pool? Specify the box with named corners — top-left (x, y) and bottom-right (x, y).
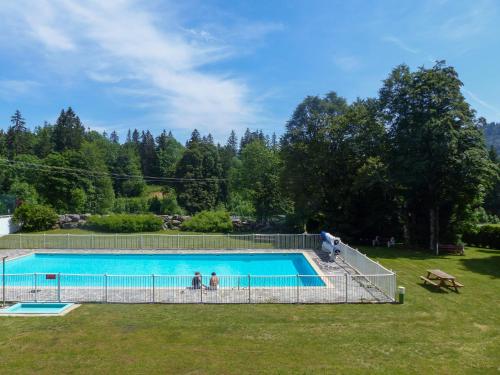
top-left (5, 253), bottom-right (324, 287)
top-left (0, 303), bottom-right (75, 315)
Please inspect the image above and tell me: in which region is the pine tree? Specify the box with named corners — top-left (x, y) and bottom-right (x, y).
top-left (226, 130), bottom-right (238, 156)
top-left (6, 110), bottom-right (32, 158)
top-left (52, 107), bottom-right (85, 152)
top-left (110, 131), bottom-right (119, 144)
top-left (139, 130), bottom-right (159, 177)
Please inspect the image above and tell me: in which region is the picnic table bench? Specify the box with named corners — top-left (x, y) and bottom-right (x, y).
top-left (420, 269), bottom-right (464, 292)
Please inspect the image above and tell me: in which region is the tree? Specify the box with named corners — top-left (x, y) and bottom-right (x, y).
top-left (226, 130), bottom-right (238, 156)
top-left (175, 130), bottom-right (223, 213)
top-left (110, 131), bottom-right (119, 144)
top-left (33, 123), bottom-right (54, 158)
top-left (281, 92), bottom-right (349, 231)
top-left (52, 107), bottom-right (85, 152)
top-left (156, 130), bottom-right (184, 178)
top-left (139, 130), bottom-right (159, 177)
top-left (238, 139), bottom-right (286, 222)
top-left (6, 110), bottom-right (32, 158)
top-left (113, 143), bottom-right (146, 197)
top-left (380, 62), bottom-right (496, 249)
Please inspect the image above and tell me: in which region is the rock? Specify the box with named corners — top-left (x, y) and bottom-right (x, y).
top-left (171, 220), bottom-right (181, 226)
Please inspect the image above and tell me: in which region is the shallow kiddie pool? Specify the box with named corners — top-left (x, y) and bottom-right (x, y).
top-left (0, 302), bottom-right (78, 316)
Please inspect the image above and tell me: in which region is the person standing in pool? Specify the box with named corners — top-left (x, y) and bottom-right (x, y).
top-left (209, 272), bottom-right (219, 290)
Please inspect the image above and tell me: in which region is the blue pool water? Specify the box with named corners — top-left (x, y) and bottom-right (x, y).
top-left (1, 303), bottom-right (73, 314)
top-left (5, 253), bottom-right (323, 287)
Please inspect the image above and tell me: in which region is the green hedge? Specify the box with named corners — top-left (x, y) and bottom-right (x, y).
top-left (112, 197), bottom-right (149, 214)
top-left (86, 214), bottom-right (163, 233)
top-left (181, 210), bottom-right (233, 233)
top-left (463, 225), bottom-right (500, 249)
top-left (13, 203), bottom-right (58, 232)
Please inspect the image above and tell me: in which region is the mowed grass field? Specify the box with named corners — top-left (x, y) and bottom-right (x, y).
top-left (0, 247), bottom-right (498, 374)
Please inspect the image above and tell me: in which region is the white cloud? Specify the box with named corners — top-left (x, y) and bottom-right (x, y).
top-left (382, 36), bottom-right (419, 54)
top-left (0, 0), bottom-right (276, 136)
top-left (0, 80), bottom-right (41, 100)
top-left (463, 88), bottom-right (500, 118)
top-left (333, 55), bottom-right (361, 72)
top-left (439, 5), bottom-right (490, 40)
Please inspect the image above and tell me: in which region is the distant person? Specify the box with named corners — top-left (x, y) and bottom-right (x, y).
top-left (192, 272), bottom-right (202, 289)
top-left (210, 272), bottom-right (219, 290)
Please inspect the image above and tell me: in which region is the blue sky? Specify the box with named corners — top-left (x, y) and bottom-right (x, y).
top-left (0, 0), bottom-right (499, 143)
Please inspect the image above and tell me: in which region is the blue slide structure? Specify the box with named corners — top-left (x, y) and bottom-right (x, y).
top-left (320, 231), bottom-right (342, 259)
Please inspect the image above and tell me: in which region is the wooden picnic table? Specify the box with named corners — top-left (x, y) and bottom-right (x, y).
top-left (420, 269), bottom-right (464, 292)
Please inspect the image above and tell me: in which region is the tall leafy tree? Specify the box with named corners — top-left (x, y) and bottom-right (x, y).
top-left (175, 130), bottom-right (223, 213)
top-left (33, 123), bottom-right (54, 158)
top-left (238, 139), bottom-right (286, 222)
top-left (156, 130), bottom-right (184, 178)
top-left (281, 92), bottom-right (349, 231)
top-left (113, 143), bottom-right (146, 197)
top-left (380, 62), bottom-right (496, 248)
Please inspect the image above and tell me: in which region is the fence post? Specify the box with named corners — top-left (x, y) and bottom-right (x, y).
top-left (2, 256), bottom-right (6, 307)
top-left (67, 234), bottom-right (70, 248)
top-left (115, 233), bottom-right (118, 249)
top-left (91, 234), bottom-right (94, 249)
top-left (296, 274), bottom-right (299, 303)
top-left (57, 273), bottom-right (61, 302)
top-left (19, 234), bottom-right (22, 249)
top-left (34, 273), bottom-right (37, 302)
top-left (43, 233), bottom-right (46, 249)
top-left (152, 274), bottom-right (155, 303)
top-left (345, 273), bottom-right (348, 303)
top-left (248, 274), bottom-right (251, 303)
top-left (277, 234), bottom-right (280, 249)
top-left (302, 234), bottom-right (305, 249)
top-left (104, 274), bottom-right (108, 303)
top-left (140, 235), bottom-right (144, 249)
top-left (200, 274), bottom-right (203, 303)
top-left (177, 233), bottom-right (180, 249)
top-left (202, 234), bottom-right (205, 249)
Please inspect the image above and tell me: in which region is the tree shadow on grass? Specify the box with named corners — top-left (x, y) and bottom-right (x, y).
top-left (418, 282), bottom-right (450, 294)
top-left (460, 255), bottom-right (500, 279)
top-left (355, 246), bottom-right (450, 260)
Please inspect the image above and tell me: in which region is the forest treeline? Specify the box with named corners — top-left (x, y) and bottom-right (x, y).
top-left (1, 62), bottom-right (499, 248)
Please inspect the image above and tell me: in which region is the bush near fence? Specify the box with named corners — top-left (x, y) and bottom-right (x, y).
top-left (181, 210), bottom-right (233, 233)
top-left (462, 225), bottom-right (500, 249)
top-left (86, 214), bottom-right (163, 233)
top-left (13, 203), bottom-right (58, 232)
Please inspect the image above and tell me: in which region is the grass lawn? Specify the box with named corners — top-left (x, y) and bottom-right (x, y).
top-left (0, 247), bottom-right (498, 374)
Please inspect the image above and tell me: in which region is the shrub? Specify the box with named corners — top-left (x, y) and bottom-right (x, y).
top-left (86, 214), bottom-right (163, 233)
top-left (13, 203), bottom-right (58, 232)
top-left (463, 225), bottom-right (500, 249)
top-left (112, 197), bottom-right (149, 214)
top-left (181, 210), bottom-right (233, 233)
top-left (149, 195), bottom-right (184, 215)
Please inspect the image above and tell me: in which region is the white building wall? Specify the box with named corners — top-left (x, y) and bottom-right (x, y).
top-left (0, 216), bottom-right (19, 236)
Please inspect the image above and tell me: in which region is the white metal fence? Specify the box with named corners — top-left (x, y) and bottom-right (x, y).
top-left (337, 242), bottom-right (396, 299)
top-left (0, 233), bottom-right (322, 250)
top-left (0, 233), bottom-right (397, 303)
top-left (1, 273), bottom-right (394, 304)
